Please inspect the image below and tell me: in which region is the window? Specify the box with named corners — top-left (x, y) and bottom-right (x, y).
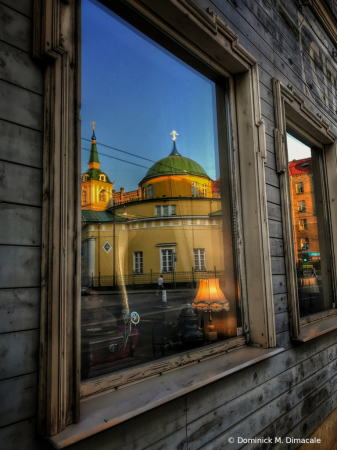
top-left (299, 218), bottom-right (307, 230)
top-left (274, 79), bottom-right (337, 337)
top-left (161, 248), bottom-right (174, 273)
top-left (99, 190), bottom-right (106, 202)
top-left (37, 0), bottom-right (276, 431)
top-left (202, 184), bottom-right (207, 197)
top-left (142, 187), bottom-right (146, 199)
top-left (133, 252), bottom-right (143, 274)
top-left (296, 182), bottom-right (304, 193)
top-left (297, 200), bottom-right (306, 212)
top-left (194, 248), bottom-right (206, 271)
top-left (82, 189), bottom-right (87, 203)
top-left (192, 182), bottom-right (199, 197)
top-left (148, 184), bottom-right (153, 199)
top-left (155, 205), bottom-right (176, 217)
top-left (99, 174), bottom-right (106, 181)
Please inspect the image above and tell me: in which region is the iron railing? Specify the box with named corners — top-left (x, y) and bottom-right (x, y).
top-left (82, 269), bottom-right (224, 289)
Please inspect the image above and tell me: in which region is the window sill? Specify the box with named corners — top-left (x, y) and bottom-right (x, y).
top-left (47, 346), bottom-right (283, 449)
top-left (294, 314), bottom-right (337, 342)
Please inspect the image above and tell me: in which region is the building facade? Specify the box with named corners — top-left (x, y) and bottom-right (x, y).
top-left (2, 1), bottom-right (337, 450)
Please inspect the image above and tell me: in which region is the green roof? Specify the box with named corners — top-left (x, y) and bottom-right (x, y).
top-left (141, 150), bottom-right (211, 183)
top-left (89, 142), bottom-right (100, 164)
top-left (82, 210), bottom-right (127, 223)
top-left (83, 168), bottom-right (112, 183)
top-left (209, 209), bottom-right (222, 217)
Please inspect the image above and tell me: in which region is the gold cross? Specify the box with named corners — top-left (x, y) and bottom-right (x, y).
top-left (91, 121), bottom-right (96, 131)
top-left (170, 130), bottom-right (178, 141)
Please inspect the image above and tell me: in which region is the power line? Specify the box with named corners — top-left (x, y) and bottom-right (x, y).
top-left (82, 138), bottom-right (155, 163)
top-left (81, 147), bottom-right (150, 169)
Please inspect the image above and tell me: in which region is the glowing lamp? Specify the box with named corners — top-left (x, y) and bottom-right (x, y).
top-left (192, 279), bottom-right (230, 312)
top-left (192, 279), bottom-right (229, 341)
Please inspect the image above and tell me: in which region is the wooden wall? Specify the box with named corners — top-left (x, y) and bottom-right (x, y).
top-left (1, 0), bottom-right (337, 449)
top-left (0, 1), bottom-right (46, 449)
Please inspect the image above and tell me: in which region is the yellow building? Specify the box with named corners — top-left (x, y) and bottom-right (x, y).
top-left (81, 126), bottom-right (114, 211)
top-left (81, 134), bottom-right (224, 287)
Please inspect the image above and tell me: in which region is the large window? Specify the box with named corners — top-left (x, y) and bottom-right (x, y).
top-left (80, 0), bottom-right (239, 384)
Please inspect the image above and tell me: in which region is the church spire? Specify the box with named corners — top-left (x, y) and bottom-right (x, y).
top-left (89, 122), bottom-right (100, 167)
top-left (169, 130), bottom-right (181, 156)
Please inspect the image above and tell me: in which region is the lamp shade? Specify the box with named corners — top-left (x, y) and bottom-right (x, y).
top-left (192, 279), bottom-right (230, 312)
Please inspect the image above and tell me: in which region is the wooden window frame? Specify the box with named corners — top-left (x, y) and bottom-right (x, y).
top-left (34, 0), bottom-right (276, 436)
top-left (273, 79), bottom-right (337, 339)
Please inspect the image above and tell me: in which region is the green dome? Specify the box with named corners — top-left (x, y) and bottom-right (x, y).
top-left (141, 149), bottom-right (210, 183)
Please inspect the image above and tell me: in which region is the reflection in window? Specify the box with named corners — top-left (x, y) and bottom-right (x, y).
top-left (80, 0), bottom-right (236, 381)
top-left (192, 182), bottom-right (199, 197)
top-left (133, 252), bottom-right (143, 274)
top-left (287, 133), bottom-right (333, 317)
top-left (296, 182), bottom-right (304, 193)
top-left (299, 219), bottom-right (307, 230)
top-left (99, 190), bottom-right (106, 202)
top-left (194, 248), bottom-right (206, 271)
top-left (297, 200), bottom-right (306, 212)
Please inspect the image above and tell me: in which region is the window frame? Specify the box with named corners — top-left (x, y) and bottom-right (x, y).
top-left (194, 248), bottom-right (206, 271)
top-left (35, 0), bottom-right (276, 435)
top-left (273, 79), bottom-right (337, 339)
top-left (133, 251), bottom-right (143, 274)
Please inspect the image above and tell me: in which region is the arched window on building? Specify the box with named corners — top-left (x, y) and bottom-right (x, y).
top-left (82, 189), bottom-right (87, 204)
top-left (142, 187), bottom-right (146, 199)
top-left (192, 182), bottom-right (199, 197)
top-left (202, 184), bottom-right (207, 197)
top-left (99, 174), bottom-right (106, 181)
top-left (99, 190), bottom-right (106, 202)
top-left (148, 184), bottom-right (153, 199)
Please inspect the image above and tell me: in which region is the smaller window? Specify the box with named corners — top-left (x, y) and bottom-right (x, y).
top-left (296, 182), bottom-right (304, 193)
top-left (192, 182), bottom-right (199, 197)
top-left (202, 184), bottom-right (207, 197)
top-left (298, 200), bottom-right (306, 212)
top-left (99, 174), bottom-right (106, 181)
top-left (155, 205), bottom-right (177, 217)
top-left (148, 184), bottom-right (153, 199)
top-left (133, 251), bottom-right (143, 274)
top-left (299, 218), bottom-right (307, 231)
top-left (300, 238), bottom-right (309, 249)
top-left (194, 248), bottom-right (206, 271)
top-left (99, 190), bottom-right (106, 202)
top-left (142, 187), bottom-right (146, 199)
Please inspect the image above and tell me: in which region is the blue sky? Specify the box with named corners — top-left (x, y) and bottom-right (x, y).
top-left (81, 0), bottom-right (219, 191)
top-left (287, 134), bottom-right (311, 161)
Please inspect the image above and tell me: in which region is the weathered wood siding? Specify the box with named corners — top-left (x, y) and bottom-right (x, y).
top-left (1, 0), bottom-right (337, 449)
top-left (0, 1), bottom-right (44, 449)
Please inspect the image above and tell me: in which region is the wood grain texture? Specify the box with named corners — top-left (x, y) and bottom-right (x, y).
top-left (0, 246), bottom-right (41, 288)
top-left (0, 418), bottom-right (47, 450)
top-left (0, 41), bottom-right (44, 95)
top-left (196, 355), bottom-right (337, 449)
top-left (272, 275), bottom-right (287, 295)
top-left (60, 398), bottom-right (186, 450)
top-left (0, 120), bottom-right (43, 168)
top-left (0, 329), bottom-right (39, 380)
top-left (271, 256), bottom-right (286, 275)
top-left (0, 80), bottom-right (44, 131)
top-left (81, 337), bottom-right (246, 398)
top-left (0, 288), bottom-right (40, 333)
top-left (0, 3), bottom-right (32, 53)
top-left (0, 0), bottom-right (34, 18)
top-left (274, 293), bottom-right (288, 314)
top-left (0, 204), bottom-right (42, 246)
top-left (187, 344), bottom-right (337, 449)
top-left (0, 161), bottom-right (42, 206)
top-left (0, 373), bottom-right (38, 428)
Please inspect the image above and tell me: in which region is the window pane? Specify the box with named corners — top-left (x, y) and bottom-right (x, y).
top-left (287, 133), bottom-right (333, 317)
top-left (80, 0), bottom-right (237, 381)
